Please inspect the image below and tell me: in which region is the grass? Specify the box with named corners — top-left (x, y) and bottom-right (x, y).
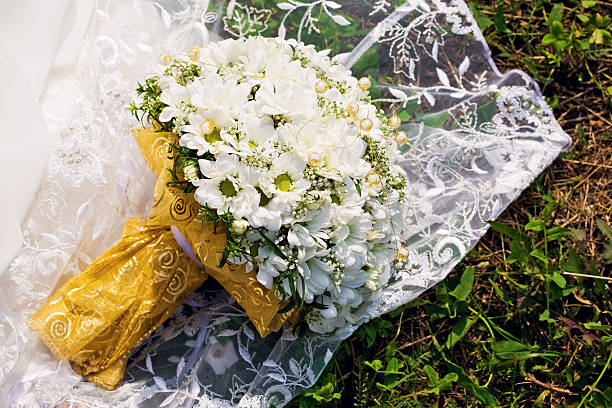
top-left (288, 0), bottom-right (612, 407)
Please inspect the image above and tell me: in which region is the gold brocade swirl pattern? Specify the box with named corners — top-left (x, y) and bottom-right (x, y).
top-left (28, 128), bottom-right (297, 391)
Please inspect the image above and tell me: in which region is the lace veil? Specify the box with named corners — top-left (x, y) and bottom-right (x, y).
top-left (0, 0), bottom-right (571, 407)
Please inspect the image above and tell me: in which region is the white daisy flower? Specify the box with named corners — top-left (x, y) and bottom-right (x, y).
top-left (194, 154), bottom-right (259, 219)
top-left (261, 152), bottom-right (311, 212)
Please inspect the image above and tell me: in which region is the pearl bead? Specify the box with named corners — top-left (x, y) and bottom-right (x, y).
top-left (187, 46), bottom-right (201, 61)
top-left (314, 80), bottom-right (328, 93)
top-left (346, 102), bottom-right (359, 116)
top-left (396, 246), bottom-right (409, 261)
top-left (358, 76), bottom-right (371, 91)
top-left (360, 118), bottom-right (373, 132)
top-left (308, 152), bottom-right (323, 167)
top-left (388, 114), bottom-right (401, 129)
top-left (159, 54), bottom-right (172, 66)
top-left (200, 119), bottom-right (215, 135)
top-left (394, 130), bottom-right (409, 145)
top-left (366, 171), bottom-right (381, 187)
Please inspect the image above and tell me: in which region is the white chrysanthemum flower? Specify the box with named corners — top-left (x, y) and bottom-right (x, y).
top-left (248, 205), bottom-right (283, 232)
top-left (188, 73), bottom-right (251, 128)
top-left (230, 115), bottom-right (276, 157)
top-left (159, 83), bottom-right (189, 122)
top-left (330, 179), bottom-right (366, 226)
top-left (261, 152), bottom-right (311, 212)
top-left (257, 243), bottom-right (288, 289)
top-left (254, 72), bottom-right (318, 124)
top-left (330, 211), bottom-right (372, 270)
top-left (289, 255), bottom-right (332, 303)
top-left (194, 154), bottom-right (259, 219)
top-left (279, 120), bottom-right (370, 181)
top-left (365, 246), bottom-right (395, 291)
top-left (179, 113), bottom-right (236, 156)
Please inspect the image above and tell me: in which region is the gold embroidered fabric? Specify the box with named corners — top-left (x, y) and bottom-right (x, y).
top-left (28, 128), bottom-right (296, 390)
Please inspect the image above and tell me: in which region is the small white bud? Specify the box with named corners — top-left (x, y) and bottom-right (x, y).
top-left (230, 219), bottom-right (249, 235)
top-left (183, 164), bottom-right (199, 182)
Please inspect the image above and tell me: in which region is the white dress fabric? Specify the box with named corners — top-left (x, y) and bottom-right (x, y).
top-left (0, 0), bottom-right (96, 272)
top-left (0, 1), bottom-right (571, 407)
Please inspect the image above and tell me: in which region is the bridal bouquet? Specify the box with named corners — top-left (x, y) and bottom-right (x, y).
top-left (29, 36), bottom-right (411, 389)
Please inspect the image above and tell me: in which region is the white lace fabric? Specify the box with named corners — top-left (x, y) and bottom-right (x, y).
top-left (0, 1), bottom-right (571, 407)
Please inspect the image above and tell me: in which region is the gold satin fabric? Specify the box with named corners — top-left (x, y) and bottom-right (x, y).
top-left (28, 128), bottom-right (296, 390)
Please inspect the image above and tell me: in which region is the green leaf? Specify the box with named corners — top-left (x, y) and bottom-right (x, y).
top-left (446, 361), bottom-right (498, 406)
top-left (551, 271), bottom-right (567, 288)
top-left (546, 226), bottom-right (571, 241)
top-left (525, 219), bottom-right (546, 232)
top-left (487, 221), bottom-right (526, 241)
top-left (365, 359), bottom-right (384, 372)
top-left (423, 364), bottom-right (439, 387)
top-left (548, 4), bottom-right (565, 25)
top-left (287, 273), bottom-right (298, 304)
top-left (542, 33), bottom-right (558, 45)
top-left (508, 238), bottom-right (530, 265)
top-left (489, 278), bottom-right (513, 303)
top-left (470, 3), bottom-right (494, 31)
top-left (438, 372), bottom-right (458, 392)
top-left (486, 315), bottom-right (521, 342)
top-left (494, 4), bottom-right (509, 33)
top-left (563, 249), bottom-right (585, 273)
top-left (277, 299), bottom-right (296, 314)
top-left (577, 13), bottom-right (591, 23)
top-left (582, 0), bottom-right (596, 8)
top-left (541, 199), bottom-right (559, 221)
top-left (354, 181), bottom-right (361, 196)
top-left (530, 249), bottom-right (549, 265)
top-left (491, 340), bottom-right (530, 354)
top-left (386, 357), bottom-right (401, 373)
top-left (539, 309), bottom-right (557, 323)
top-left (596, 218), bottom-right (612, 240)
top-left (584, 322), bottom-right (612, 330)
top-left (352, 47), bottom-right (379, 76)
top-left (446, 316), bottom-right (477, 349)
top-left (449, 267), bottom-right (475, 301)
top-left (218, 248), bottom-right (230, 269)
top-left (550, 21), bottom-right (567, 39)
top-left (591, 28), bottom-right (605, 44)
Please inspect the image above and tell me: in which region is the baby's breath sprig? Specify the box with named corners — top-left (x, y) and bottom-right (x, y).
top-left (164, 61), bottom-right (201, 86)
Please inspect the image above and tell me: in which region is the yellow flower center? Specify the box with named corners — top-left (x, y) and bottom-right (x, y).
top-left (220, 178), bottom-right (237, 197)
top-left (274, 173), bottom-right (292, 192)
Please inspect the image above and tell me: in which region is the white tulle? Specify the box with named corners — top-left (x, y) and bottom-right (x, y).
top-left (0, 1), bottom-right (571, 407)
